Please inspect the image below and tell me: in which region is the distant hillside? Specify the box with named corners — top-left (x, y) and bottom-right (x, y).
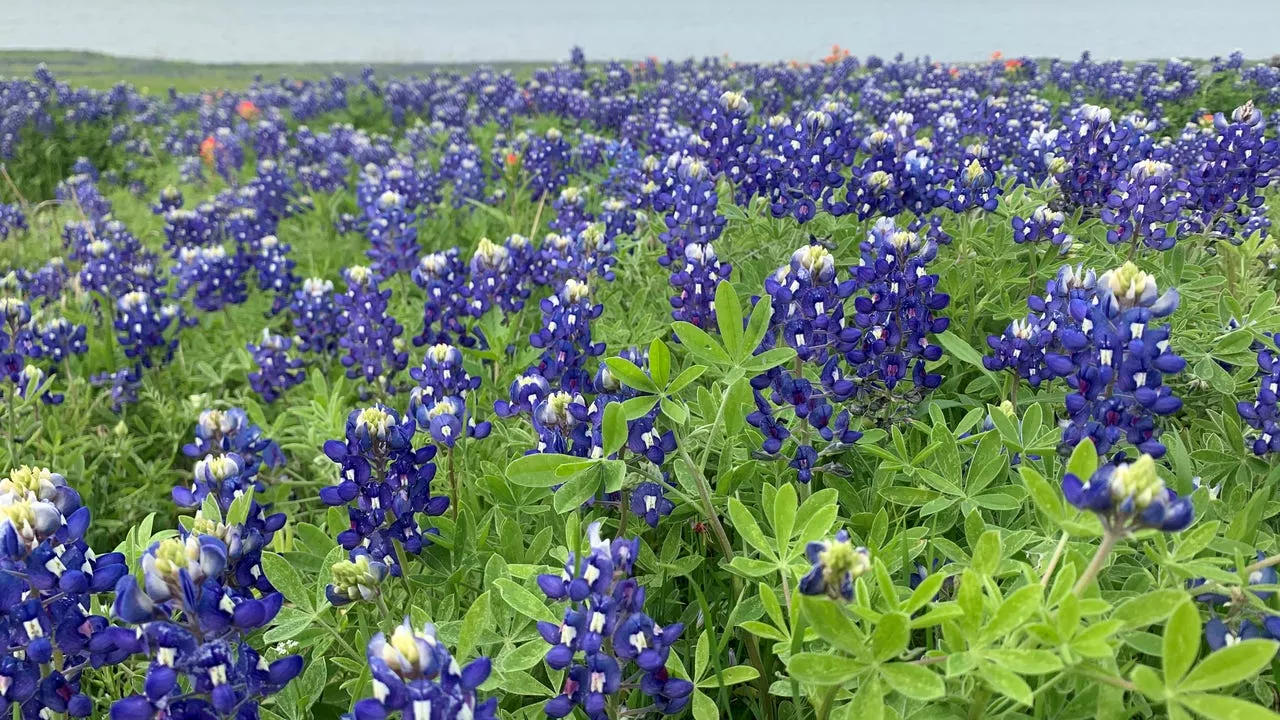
top-left (0, 49), bottom-right (554, 92)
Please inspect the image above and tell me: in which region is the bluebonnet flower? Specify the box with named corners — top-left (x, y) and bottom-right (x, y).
top-left (365, 190), bottom-right (422, 280)
top-left (252, 235), bottom-right (300, 315)
top-left (525, 128), bottom-right (573, 200)
top-left (1052, 104), bottom-right (1135, 212)
top-left (181, 407), bottom-right (285, 472)
top-left (550, 185), bottom-right (593, 234)
top-left (38, 317), bottom-right (88, 365)
top-left (152, 185), bottom-right (183, 215)
top-left (530, 278), bottom-right (605, 393)
top-left (319, 406), bottom-right (446, 574)
top-left (983, 316), bottom-right (1058, 389)
top-left (1183, 101), bottom-right (1280, 243)
top-left (1047, 262), bottom-right (1184, 458)
top-left (162, 205), bottom-right (220, 255)
top-left (336, 266), bottom-right (409, 392)
top-left (408, 343), bottom-right (490, 448)
top-left (494, 372), bottom-right (552, 419)
top-left (1011, 205), bottom-right (1071, 248)
top-left (1205, 616), bottom-right (1280, 651)
top-left (1061, 454), bottom-right (1193, 533)
top-left (0, 466), bottom-right (127, 718)
top-left (325, 549), bottom-right (390, 607)
top-left (247, 330), bottom-right (306, 403)
top-left (463, 236), bottom-right (532, 318)
top-left (106, 532), bottom-right (302, 720)
top-left (289, 277), bottom-right (342, 357)
top-left (411, 250), bottom-right (471, 348)
top-left (799, 530), bottom-right (871, 601)
top-left (1191, 552), bottom-right (1277, 606)
top-left (946, 154), bottom-right (1002, 213)
top-left (1239, 334), bottom-right (1280, 455)
top-left (114, 291), bottom-right (180, 369)
top-left (350, 619), bottom-right (496, 720)
top-left (696, 90), bottom-right (758, 189)
top-left (653, 154), bottom-right (729, 329)
top-left (629, 482), bottom-right (674, 528)
top-left (0, 202), bottom-right (26, 240)
top-left (537, 523), bottom-right (690, 719)
top-left (173, 245), bottom-right (250, 313)
top-left (1102, 159), bottom-right (1188, 251)
top-left (90, 366), bottom-right (141, 412)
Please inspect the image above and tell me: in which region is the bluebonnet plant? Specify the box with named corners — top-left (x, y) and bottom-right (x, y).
top-left (1238, 334), bottom-right (1280, 455)
top-left (0, 466), bottom-right (127, 718)
top-left (247, 330), bottom-right (306, 403)
top-left (1061, 454), bottom-right (1194, 533)
top-left (289, 277), bottom-right (342, 357)
top-left (319, 405), bottom-right (446, 575)
top-left (537, 522), bottom-right (691, 719)
top-left (799, 529), bottom-right (871, 601)
top-left (349, 619), bottom-right (496, 720)
top-left (336, 266), bottom-right (409, 393)
top-left (106, 531), bottom-right (303, 719)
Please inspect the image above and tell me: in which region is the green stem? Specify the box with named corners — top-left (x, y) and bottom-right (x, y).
top-left (968, 687), bottom-right (991, 720)
top-left (816, 684), bottom-right (841, 720)
top-left (1040, 531), bottom-right (1070, 587)
top-left (1073, 529), bottom-right (1121, 596)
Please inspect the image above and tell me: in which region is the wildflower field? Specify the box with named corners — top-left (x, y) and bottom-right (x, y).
top-left (5, 47), bottom-right (1280, 719)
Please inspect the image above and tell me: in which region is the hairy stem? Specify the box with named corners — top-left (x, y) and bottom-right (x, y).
top-left (1073, 529), bottom-right (1121, 596)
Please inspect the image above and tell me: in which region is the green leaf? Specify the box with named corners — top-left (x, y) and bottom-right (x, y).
top-left (226, 488), bottom-right (254, 527)
top-left (982, 663), bottom-right (1034, 706)
top-left (649, 338), bottom-right (671, 387)
top-left (602, 402), bottom-right (627, 456)
top-left (740, 621), bottom-right (787, 642)
top-left (1019, 465), bottom-right (1065, 522)
top-left (605, 357), bottom-right (660, 393)
top-left (800, 595), bottom-right (867, 656)
top-left (550, 461), bottom-right (609, 512)
top-left (672, 321), bottom-right (731, 365)
top-left (697, 666), bottom-right (760, 688)
top-left (715, 280), bottom-right (744, 358)
top-left (666, 365), bottom-right (707, 395)
top-left (847, 675), bottom-right (884, 720)
top-left (981, 584), bottom-right (1042, 645)
top-left (907, 573), bottom-right (946, 614)
top-left (788, 653), bottom-right (864, 685)
top-left (741, 347), bottom-right (796, 372)
top-left (505, 453), bottom-right (580, 487)
top-left (622, 395), bottom-right (659, 419)
top-left (493, 578), bottom-right (558, 624)
top-left (727, 557), bottom-right (777, 578)
top-left (499, 641), bottom-right (548, 673)
top-left (728, 497), bottom-right (776, 559)
top-left (660, 396), bottom-right (689, 424)
top-left (986, 649), bottom-right (1063, 675)
top-left (872, 612), bottom-right (911, 662)
top-left (1178, 693), bottom-right (1280, 720)
top-left (456, 591), bottom-right (490, 659)
top-left (693, 690), bottom-right (718, 720)
top-left (742, 295), bottom-right (773, 357)
top-left (772, 483), bottom-right (798, 556)
top-left (261, 552), bottom-right (311, 611)
top-left (760, 581), bottom-right (786, 629)
top-left (1066, 437), bottom-right (1099, 480)
top-left (1178, 640), bottom-right (1278, 692)
top-left (971, 529), bottom-right (1002, 577)
top-left (1113, 589), bottom-right (1189, 629)
top-left (1131, 664), bottom-right (1166, 700)
top-left (694, 631), bottom-right (709, 679)
top-left (201, 492), bottom-right (222, 525)
top-left (879, 663), bottom-right (945, 700)
top-left (936, 329), bottom-right (993, 376)
top-left (1165, 601), bottom-right (1202, 686)
top-left (264, 607), bottom-right (316, 643)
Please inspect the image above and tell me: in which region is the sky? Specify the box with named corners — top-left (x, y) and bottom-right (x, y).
top-left (4, 0), bottom-right (1280, 65)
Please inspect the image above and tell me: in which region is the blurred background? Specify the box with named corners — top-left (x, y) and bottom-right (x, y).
top-left (5, 0), bottom-right (1280, 68)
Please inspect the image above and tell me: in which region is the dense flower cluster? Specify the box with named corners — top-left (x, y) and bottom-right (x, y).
top-left (320, 405), bottom-right (446, 574)
top-left (537, 523), bottom-right (691, 719)
top-left (349, 619), bottom-right (496, 720)
top-left (336, 266), bottom-right (409, 392)
top-left (0, 467), bottom-right (126, 718)
top-left (1062, 454), bottom-right (1193, 533)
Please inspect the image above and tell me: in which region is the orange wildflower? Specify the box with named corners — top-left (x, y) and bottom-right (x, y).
top-left (236, 99), bottom-right (259, 121)
top-left (199, 136), bottom-right (217, 166)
